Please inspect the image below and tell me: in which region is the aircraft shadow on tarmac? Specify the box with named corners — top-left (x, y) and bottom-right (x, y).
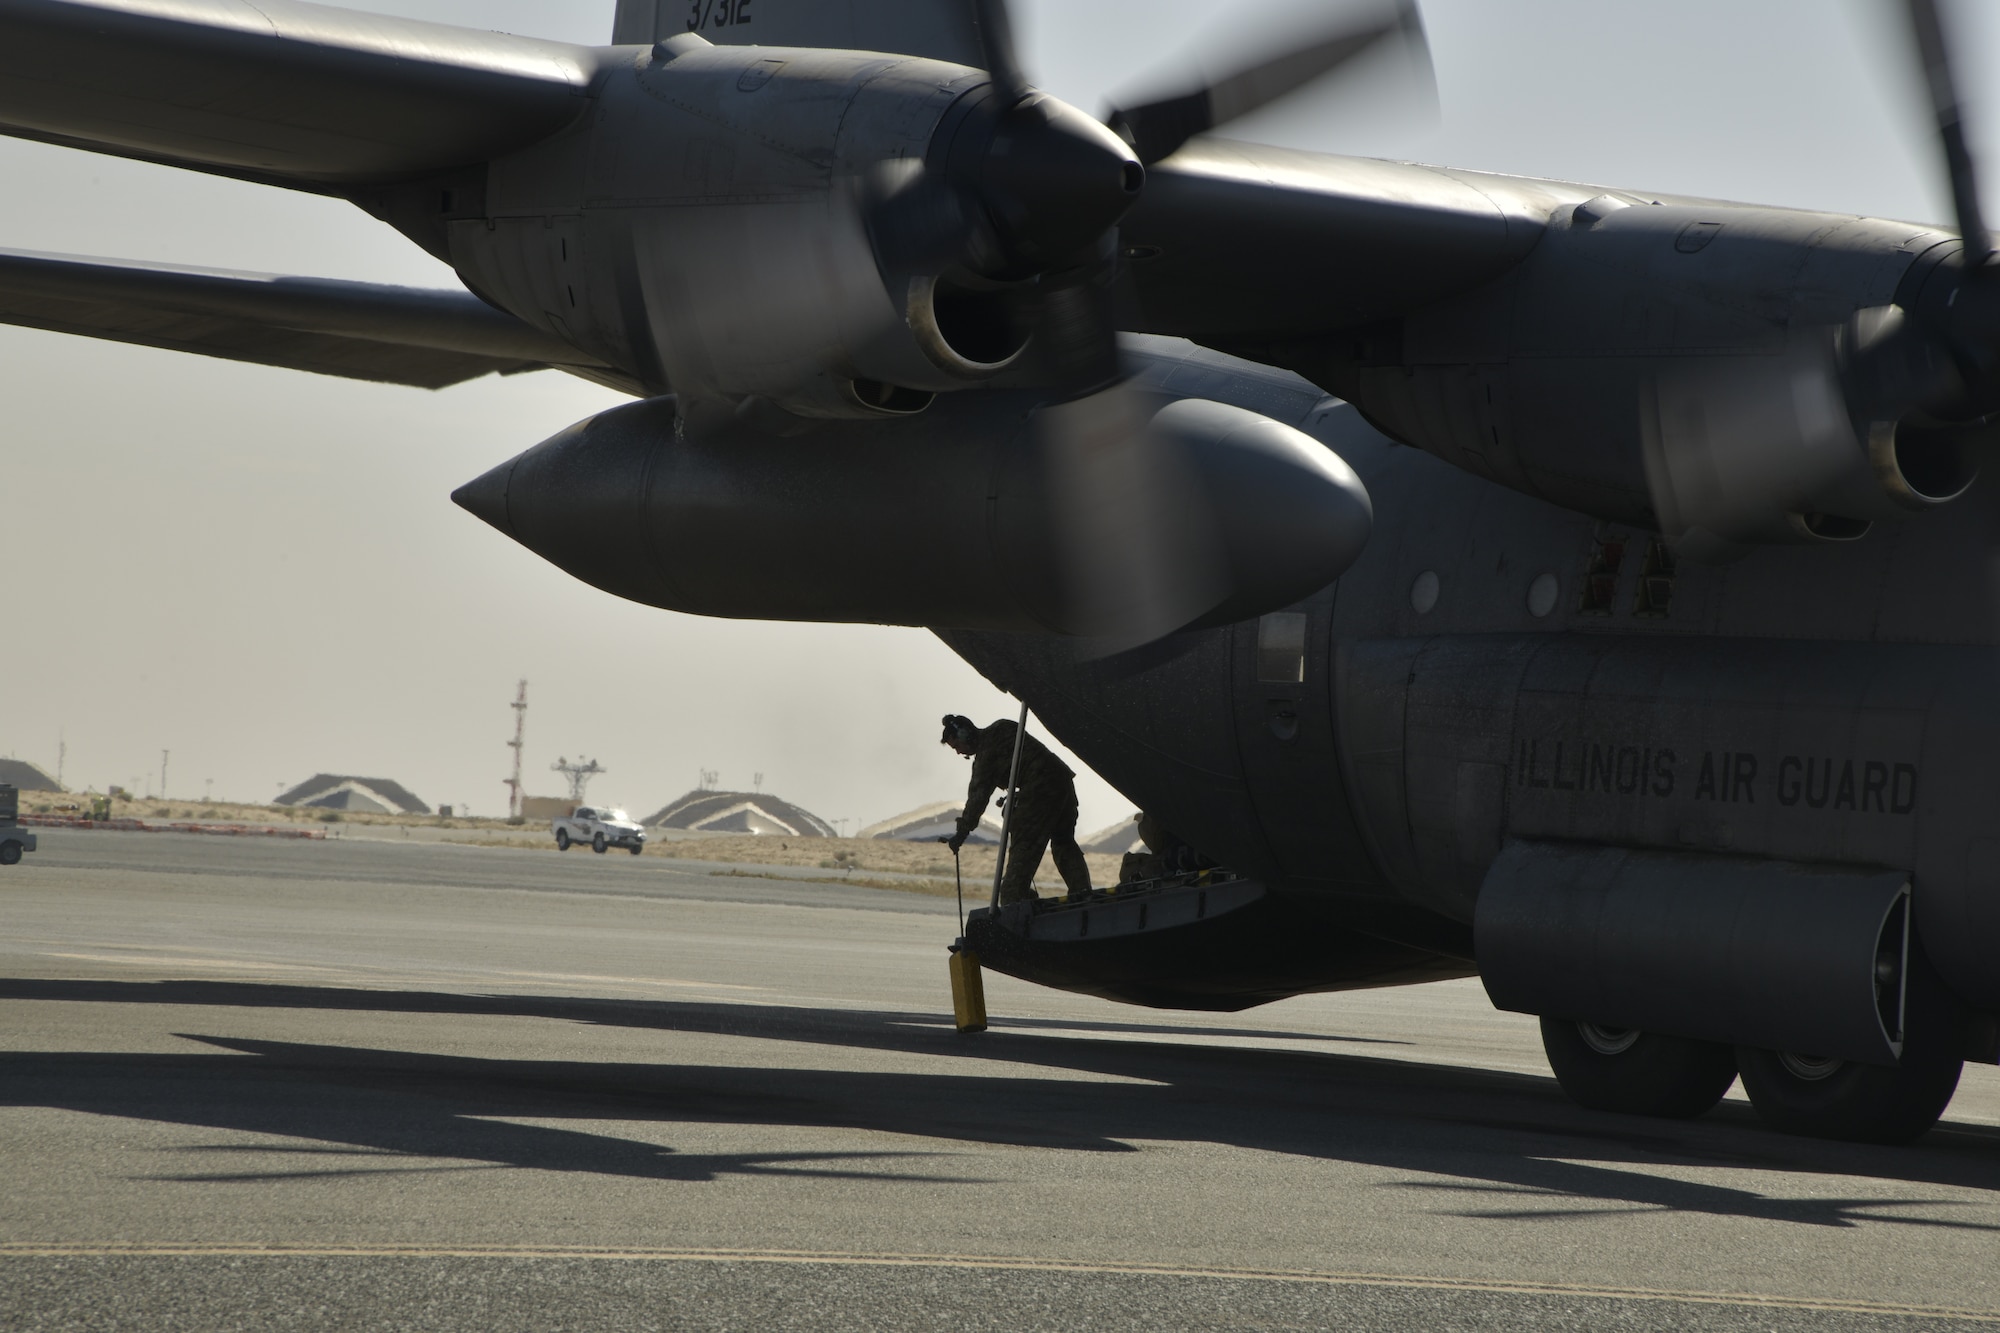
top-left (2, 977), bottom-right (1997, 1231)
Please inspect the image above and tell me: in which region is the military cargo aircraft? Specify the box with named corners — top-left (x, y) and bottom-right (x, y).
top-left (2, 0), bottom-right (1997, 1145)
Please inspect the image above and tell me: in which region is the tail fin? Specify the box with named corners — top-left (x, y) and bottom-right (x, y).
top-left (612, 0), bottom-right (983, 65)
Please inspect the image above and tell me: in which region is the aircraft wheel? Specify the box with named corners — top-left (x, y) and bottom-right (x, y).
top-left (1735, 947), bottom-right (1965, 1144)
top-left (555, 829), bottom-right (569, 851)
top-left (592, 833), bottom-right (607, 854)
top-left (1539, 1017), bottom-right (1738, 1118)
top-left (0, 841), bottom-right (19, 866)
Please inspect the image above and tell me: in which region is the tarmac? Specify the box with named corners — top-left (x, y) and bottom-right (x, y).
top-left (2, 830), bottom-right (1997, 1331)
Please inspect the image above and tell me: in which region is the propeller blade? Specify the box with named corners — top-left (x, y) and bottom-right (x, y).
top-left (1832, 0), bottom-right (1997, 427)
top-left (860, 159), bottom-right (980, 279)
top-left (1031, 243), bottom-right (1124, 393)
top-left (1108, 0), bottom-right (1433, 165)
top-left (859, 0), bottom-right (1419, 644)
top-left (1035, 392), bottom-right (1376, 646)
top-left (1841, 302), bottom-right (1965, 421)
top-left (971, 0), bottom-right (1030, 105)
top-left (1905, 0), bottom-right (1990, 264)
top-left (1038, 383), bottom-right (1228, 646)
top-left (1650, 337), bottom-right (1871, 559)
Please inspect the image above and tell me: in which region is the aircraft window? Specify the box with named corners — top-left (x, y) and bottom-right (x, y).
top-left (1409, 570), bottom-right (1440, 614)
top-left (1256, 612), bottom-right (1307, 683)
top-left (1527, 573), bottom-right (1560, 618)
top-left (1633, 540), bottom-right (1677, 617)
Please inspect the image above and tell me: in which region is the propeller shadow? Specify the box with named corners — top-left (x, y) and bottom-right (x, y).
top-left (1, 976), bottom-right (1996, 1231)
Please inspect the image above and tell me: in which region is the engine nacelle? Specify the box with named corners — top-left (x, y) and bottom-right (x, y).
top-left (1641, 320), bottom-right (1983, 555)
top-left (450, 390), bottom-right (1372, 636)
top-left (450, 36), bottom-right (1134, 418)
top-left (1309, 197), bottom-right (1985, 556)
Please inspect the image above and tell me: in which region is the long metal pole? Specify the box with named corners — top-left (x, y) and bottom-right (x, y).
top-left (950, 841), bottom-right (965, 935)
top-left (989, 700), bottom-right (1031, 911)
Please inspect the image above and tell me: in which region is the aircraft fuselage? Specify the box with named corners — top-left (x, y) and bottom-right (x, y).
top-left (941, 343), bottom-right (2000, 1025)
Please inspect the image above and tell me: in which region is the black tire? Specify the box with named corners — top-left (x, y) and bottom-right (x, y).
top-left (1539, 1017), bottom-right (1739, 1119)
top-left (1735, 945), bottom-right (1965, 1144)
top-left (0, 840), bottom-right (19, 866)
top-left (592, 833), bottom-right (607, 854)
top-left (555, 829), bottom-right (570, 851)
top-left (628, 845), bottom-right (641, 856)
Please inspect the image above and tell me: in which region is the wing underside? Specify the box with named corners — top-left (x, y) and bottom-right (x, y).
top-left (0, 248), bottom-right (618, 389)
top-left (0, 0), bottom-right (602, 189)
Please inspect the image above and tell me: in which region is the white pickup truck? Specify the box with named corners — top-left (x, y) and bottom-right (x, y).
top-left (552, 806), bottom-right (647, 855)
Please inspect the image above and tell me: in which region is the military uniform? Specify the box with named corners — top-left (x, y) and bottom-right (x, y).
top-left (956, 718), bottom-right (1092, 905)
top-left (1116, 811), bottom-right (1208, 885)
top-left (1137, 810), bottom-right (1208, 875)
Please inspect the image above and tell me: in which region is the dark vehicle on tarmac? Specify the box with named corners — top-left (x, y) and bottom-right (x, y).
top-left (0, 784), bottom-right (37, 866)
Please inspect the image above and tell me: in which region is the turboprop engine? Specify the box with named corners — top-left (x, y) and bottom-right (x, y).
top-left (444, 3), bottom-right (1431, 431)
top-left (449, 388), bottom-right (1372, 636)
top-left (449, 33), bottom-right (1142, 419)
top-left (1307, 198), bottom-right (1996, 560)
top-left (1293, 0), bottom-right (2000, 561)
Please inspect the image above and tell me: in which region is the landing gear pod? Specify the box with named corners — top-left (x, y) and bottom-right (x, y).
top-left (1478, 839), bottom-right (1967, 1142)
top-left (1479, 840), bottom-right (1913, 1066)
top-left (1732, 942), bottom-right (1968, 1144)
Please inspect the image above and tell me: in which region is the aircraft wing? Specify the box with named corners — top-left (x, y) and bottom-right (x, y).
top-left (0, 248), bottom-right (612, 388)
top-left (1123, 140), bottom-right (1566, 343)
top-left (0, 0), bottom-right (600, 190)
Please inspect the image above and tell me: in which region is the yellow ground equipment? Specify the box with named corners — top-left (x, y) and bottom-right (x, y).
top-left (949, 943), bottom-right (987, 1033)
top-left (942, 834), bottom-right (988, 1033)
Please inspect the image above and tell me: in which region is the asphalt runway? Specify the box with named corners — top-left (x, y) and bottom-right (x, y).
top-left (2, 830), bottom-right (1997, 1331)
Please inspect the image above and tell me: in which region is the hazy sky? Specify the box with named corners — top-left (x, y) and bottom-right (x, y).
top-left (3, 0), bottom-right (1996, 830)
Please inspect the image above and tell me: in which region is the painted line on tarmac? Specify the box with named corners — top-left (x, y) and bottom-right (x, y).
top-left (0, 1244), bottom-right (1993, 1322)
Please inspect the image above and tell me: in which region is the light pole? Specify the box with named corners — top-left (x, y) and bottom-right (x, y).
top-left (504, 679), bottom-right (527, 820)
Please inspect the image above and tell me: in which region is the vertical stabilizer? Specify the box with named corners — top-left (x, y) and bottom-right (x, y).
top-left (612, 0), bottom-right (983, 65)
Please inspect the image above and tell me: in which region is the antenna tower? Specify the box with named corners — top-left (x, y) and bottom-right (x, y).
top-left (551, 756), bottom-right (604, 804)
top-left (504, 680), bottom-right (528, 819)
